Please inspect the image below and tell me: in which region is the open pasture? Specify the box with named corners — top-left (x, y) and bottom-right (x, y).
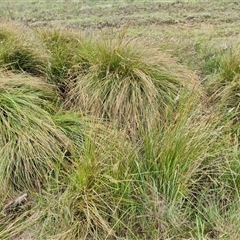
top-left (0, 1), bottom-right (240, 239)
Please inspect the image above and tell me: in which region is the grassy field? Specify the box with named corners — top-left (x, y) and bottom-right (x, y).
top-left (0, 1), bottom-right (240, 239)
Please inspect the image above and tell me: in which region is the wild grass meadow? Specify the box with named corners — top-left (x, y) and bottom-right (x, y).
top-left (0, 1), bottom-right (240, 239)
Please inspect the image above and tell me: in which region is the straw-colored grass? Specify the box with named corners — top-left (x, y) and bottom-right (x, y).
top-left (0, 22), bottom-right (48, 76)
top-left (64, 31), bottom-right (203, 135)
top-left (35, 27), bottom-right (82, 87)
top-left (205, 41), bottom-right (240, 141)
top-left (0, 21), bottom-right (239, 240)
top-left (0, 71), bottom-right (72, 190)
top-left (24, 121), bottom-right (138, 239)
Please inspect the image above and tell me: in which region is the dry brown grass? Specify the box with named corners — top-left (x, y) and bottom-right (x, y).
top-left (64, 33), bottom-right (203, 136)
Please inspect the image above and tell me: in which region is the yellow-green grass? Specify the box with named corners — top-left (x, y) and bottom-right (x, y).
top-left (0, 22), bottom-right (48, 76)
top-left (35, 123), bottom-right (136, 239)
top-left (0, 71), bottom-right (73, 191)
top-left (64, 31), bottom-right (203, 136)
top-left (0, 21), bottom-right (240, 240)
top-left (205, 40), bottom-right (240, 141)
top-left (3, 94), bottom-right (236, 239)
top-left (34, 27), bottom-right (82, 87)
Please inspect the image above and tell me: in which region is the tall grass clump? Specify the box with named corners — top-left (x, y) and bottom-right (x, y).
top-left (22, 94), bottom-right (238, 239)
top-left (205, 40), bottom-right (240, 138)
top-left (31, 123), bottom-right (141, 239)
top-left (137, 93), bottom-right (225, 202)
top-left (65, 30), bottom-right (202, 135)
top-left (0, 71), bottom-right (73, 191)
top-left (135, 92), bottom-right (240, 238)
top-left (28, 93), bottom-right (235, 240)
top-left (0, 22), bottom-right (48, 76)
top-left (35, 27), bottom-right (82, 88)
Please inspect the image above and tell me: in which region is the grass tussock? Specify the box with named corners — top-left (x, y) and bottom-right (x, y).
top-left (19, 104), bottom-right (239, 239)
top-left (27, 124), bottom-right (138, 239)
top-left (0, 22), bottom-right (48, 76)
top-left (141, 92), bottom-right (235, 204)
top-left (0, 22), bottom-right (240, 240)
top-left (64, 31), bottom-right (203, 134)
top-left (205, 41), bottom-right (240, 139)
top-left (0, 71), bottom-right (73, 190)
top-left (35, 27), bottom-right (82, 87)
